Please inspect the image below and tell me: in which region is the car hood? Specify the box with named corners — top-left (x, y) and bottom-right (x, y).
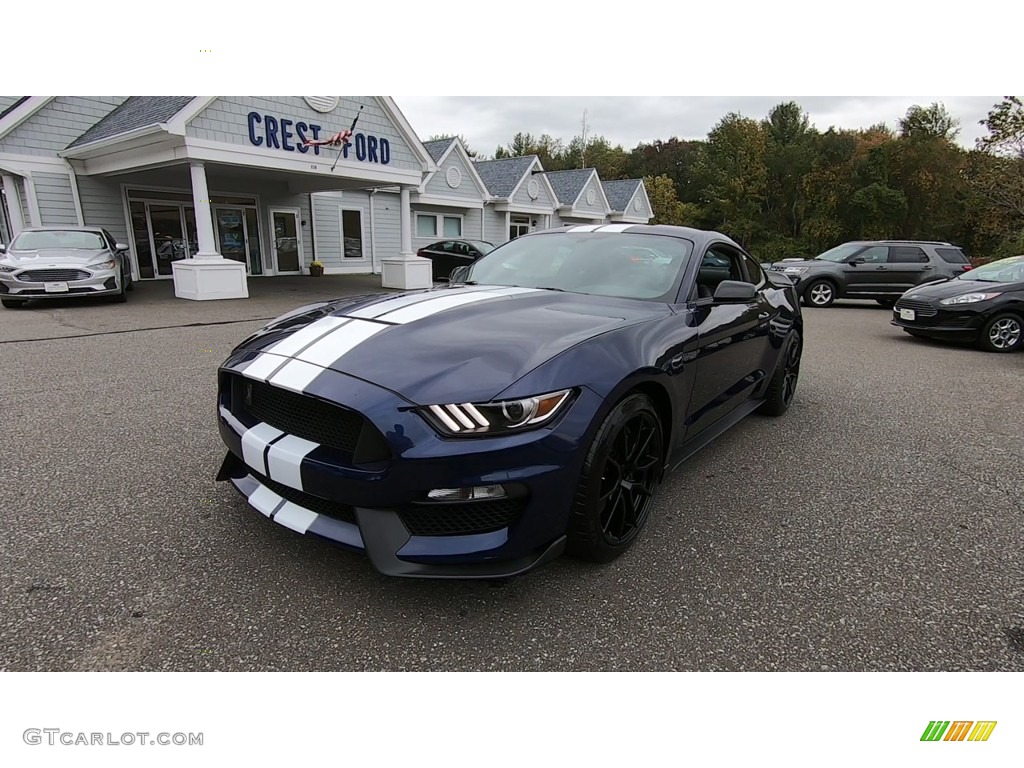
top-left (770, 258), bottom-right (820, 269)
top-left (238, 285), bottom-right (671, 404)
top-left (903, 278), bottom-right (1018, 299)
top-left (3, 249), bottom-right (109, 265)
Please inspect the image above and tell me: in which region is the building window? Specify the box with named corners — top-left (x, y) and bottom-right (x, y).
top-left (417, 214), bottom-right (463, 238)
top-left (341, 209), bottom-right (364, 259)
top-left (509, 216), bottom-right (531, 240)
top-left (416, 214), bottom-right (437, 237)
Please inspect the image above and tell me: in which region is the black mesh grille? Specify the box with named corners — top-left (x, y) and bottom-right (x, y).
top-left (19, 269), bottom-right (91, 282)
top-left (228, 373), bottom-right (389, 463)
top-left (895, 298), bottom-right (938, 317)
top-left (398, 499), bottom-right (526, 537)
top-left (253, 469), bottom-right (357, 525)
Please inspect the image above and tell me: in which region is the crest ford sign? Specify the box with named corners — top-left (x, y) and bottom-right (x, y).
top-left (246, 111), bottom-right (391, 165)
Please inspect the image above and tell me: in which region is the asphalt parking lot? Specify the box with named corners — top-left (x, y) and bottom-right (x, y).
top-left (1, 284), bottom-right (1021, 672)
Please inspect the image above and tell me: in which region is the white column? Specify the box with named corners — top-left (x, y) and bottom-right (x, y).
top-left (399, 185), bottom-right (414, 256)
top-left (189, 161), bottom-right (220, 258)
top-left (169, 160), bottom-right (247, 300)
top-left (380, 185), bottom-right (433, 290)
top-left (2, 175), bottom-right (25, 237)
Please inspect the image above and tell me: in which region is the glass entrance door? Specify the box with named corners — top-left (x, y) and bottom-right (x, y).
top-left (150, 205), bottom-right (188, 276)
top-left (215, 208), bottom-right (248, 265)
top-left (271, 210), bottom-right (301, 273)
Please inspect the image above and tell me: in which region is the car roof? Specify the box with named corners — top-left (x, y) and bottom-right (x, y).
top-left (19, 226), bottom-right (105, 233)
top-left (535, 223), bottom-right (742, 251)
top-left (844, 239), bottom-right (955, 246)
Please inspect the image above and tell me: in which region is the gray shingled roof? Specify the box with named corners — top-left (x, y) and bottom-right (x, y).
top-left (422, 137), bottom-right (455, 163)
top-left (545, 168), bottom-right (597, 206)
top-left (472, 156), bottom-right (537, 198)
top-left (67, 96), bottom-right (194, 149)
top-left (602, 179), bottom-right (642, 211)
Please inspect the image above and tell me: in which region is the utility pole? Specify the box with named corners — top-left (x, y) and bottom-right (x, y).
top-left (580, 109), bottom-right (589, 169)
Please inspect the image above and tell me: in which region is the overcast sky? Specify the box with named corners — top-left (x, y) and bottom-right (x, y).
top-left (393, 96), bottom-right (1000, 157)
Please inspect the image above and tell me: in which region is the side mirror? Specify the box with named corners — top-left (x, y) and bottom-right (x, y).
top-left (115, 243), bottom-right (130, 252)
top-left (847, 259), bottom-right (863, 266)
top-left (713, 280), bottom-right (757, 302)
top-left (449, 265), bottom-right (470, 283)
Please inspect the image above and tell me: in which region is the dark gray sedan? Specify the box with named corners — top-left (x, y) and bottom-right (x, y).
top-left (0, 226), bottom-right (134, 308)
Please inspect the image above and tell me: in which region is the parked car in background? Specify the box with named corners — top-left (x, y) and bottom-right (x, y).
top-left (417, 239), bottom-right (494, 281)
top-left (891, 254), bottom-right (1024, 353)
top-left (769, 240), bottom-right (973, 308)
top-left (0, 226), bottom-right (133, 308)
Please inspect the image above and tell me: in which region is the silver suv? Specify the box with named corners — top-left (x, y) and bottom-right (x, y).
top-left (769, 240), bottom-right (973, 308)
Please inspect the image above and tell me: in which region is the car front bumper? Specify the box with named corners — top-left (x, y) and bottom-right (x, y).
top-left (0, 267), bottom-right (121, 299)
top-left (890, 302), bottom-right (989, 338)
top-left (214, 359), bottom-right (603, 579)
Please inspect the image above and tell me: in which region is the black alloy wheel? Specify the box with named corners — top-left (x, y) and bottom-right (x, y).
top-left (567, 393), bottom-right (664, 562)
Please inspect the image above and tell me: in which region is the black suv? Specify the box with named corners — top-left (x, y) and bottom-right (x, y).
top-left (769, 241), bottom-right (973, 308)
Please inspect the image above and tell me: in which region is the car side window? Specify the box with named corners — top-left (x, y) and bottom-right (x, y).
top-left (695, 245), bottom-right (745, 298)
top-left (851, 246), bottom-right (888, 264)
top-left (101, 229), bottom-right (117, 250)
top-left (740, 252), bottom-right (766, 288)
top-left (888, 246), bottom-right (928, 264)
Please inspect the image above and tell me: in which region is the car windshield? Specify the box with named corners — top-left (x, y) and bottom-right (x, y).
top-left (468, 241), bottom-right (495, 254)
top-left (11, 230), bottom-right (106, 250)
top-left (814, 243), bottom-right (863, 262)
top-left (465, 232), bottom-right (694, 302)
top-left (958, 255), bottom-right (1024, 283)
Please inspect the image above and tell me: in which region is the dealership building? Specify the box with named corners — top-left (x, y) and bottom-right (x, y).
top-left (0, 96), bottom-right (652, 300)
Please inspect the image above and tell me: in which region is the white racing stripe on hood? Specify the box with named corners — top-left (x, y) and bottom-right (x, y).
top-left (596, 223), bottom-right (634, 232)
top-left (345, 285), bottom-right (497, 319)
top-left (267, 359), bottom-right (327, 393)
top-left (236, 352), bottom-right (290, 382)
top-left (376, 286), bottom-right (542, 325)
top-left (569, 224), bottom-right (603, 232)
top-left (265, 315), bottom-right (352, 357)
top-left (241, 422), bottom-right (284, 476)
top-left (294, 318), bottom-right (387, 368)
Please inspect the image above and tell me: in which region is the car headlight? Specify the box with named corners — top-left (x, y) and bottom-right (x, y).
top-left (420, 389), bottom-right (573, 436)
top-left (783, 267), bottom-right (809, 274)
top-left (939, 292), bottom-right (1002, 305)
top-left (88, 258), bottom-right (117, 270)
top-left (0, 263), bottom-right (16, 273)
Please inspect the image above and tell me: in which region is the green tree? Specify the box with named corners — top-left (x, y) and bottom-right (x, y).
top-left (762, 101), bottom-right (817, 238)
top-left (643, 174), bottom-right (687, 225)
top-left (898, 102), bottom-right (960, 141)
top-left (968, 96), bottom-right (1024, 256)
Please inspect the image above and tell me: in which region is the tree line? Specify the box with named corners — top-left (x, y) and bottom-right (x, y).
top-left (432, 97), bottom-right (1024, 262)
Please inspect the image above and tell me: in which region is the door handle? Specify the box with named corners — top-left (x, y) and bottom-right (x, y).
top-left (921, 265), bottom-right (933, 270)
top-left (875, 266), bottom-right (888, 270)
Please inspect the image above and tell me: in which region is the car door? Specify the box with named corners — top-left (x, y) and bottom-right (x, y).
top-left (684, 242), bottom-right (775, 441)
top-left (841, 245), bottom-right (889, 294)
top-left (883, 245), bottom-right (933, 292)
top-left (424, 241), bottom-right (456, 280)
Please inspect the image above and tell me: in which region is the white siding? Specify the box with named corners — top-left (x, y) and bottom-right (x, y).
top-left (76, 176), bottom-right (129, 244)
top-left (187, 97), bottom-right (422, 172)
top-left (572, 173), bottom-right (611, 217)
top-left (627, 185), bottom-right (652, 220)
top-left (373, 191), bottom-right (402, 262)
top-left (0, 97), bottom-right (126, 157)
top-left (18, 177), bottom-right (32, 227)
top-left (423, 147), bottom-right (486, 202)
top-left (34, 172), bottom-right (79, 226)
top-left (510, 164), bottom-right (556, 210)
top-left (483, 207), bottom-right (507, 245)
top-left (311, 190), bottom-right (373, 271)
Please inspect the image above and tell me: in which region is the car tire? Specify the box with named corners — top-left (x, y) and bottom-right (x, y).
top-left (803, 279), bottom-right (836, 308)
top-left (977, 312), bottom-right (1023, 353)
top-left (759, 330), bottom-right (802, 417)
top-left (1, 298), bottom-right (27, 309)
top-left (125, 270), bottom-right (134, 291)
top-left (876, 298), bottom-right (896, 308)
top-left (566, 392), bottom-right (665, 563)
top-left (109, 278), bottom-right (128, 303)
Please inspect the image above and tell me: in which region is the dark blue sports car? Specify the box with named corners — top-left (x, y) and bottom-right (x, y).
top-left (215, 224), bottom-right (803, 578)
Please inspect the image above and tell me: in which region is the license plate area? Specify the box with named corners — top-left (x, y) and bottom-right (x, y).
top-left (44, 282), bottom-right (69, 293)
top-left (899, 308), bottom-right (916, 321)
